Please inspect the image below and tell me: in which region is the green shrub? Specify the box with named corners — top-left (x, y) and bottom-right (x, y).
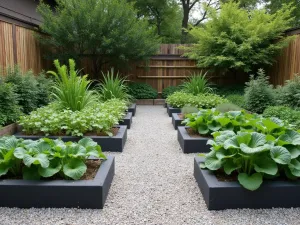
top-left (48, 59), bottom-right (97, 111)
top-left (0, 136), bottom-right (106, 180)
top-left (97, 68), bottom-right (132, 103)
top-left (216, 103), bottom-right (241, 113)
top-left (0, 82), bottom-right (22, 126)
top-left (182, 72), bottom-right (214, 95)
top-left (128, 82), bottom-right (158, 99)
top-left (276, 75), bottom-right (300, 108)
top-left (4, 66), bottom-right (39, 114)
top-left (244, 69), bottom-right (275, 113)
top-left (166, 91), bottom-right (228, 108)
top-left (226, 94), bottom-right (245, 108)
top-left (36, 72), bottom-right (54, 107)
top-left (19, 99), bottom-right (127, 137)
top-left (216, 85), bottom-right (244, 96)
top-left (162, 86), bottom-right (182, 99)
top-left (263, 106), bottom-right (300, 129)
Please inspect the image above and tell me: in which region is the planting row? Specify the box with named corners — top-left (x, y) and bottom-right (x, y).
top-left (165, 82), bottom-right (300, 210)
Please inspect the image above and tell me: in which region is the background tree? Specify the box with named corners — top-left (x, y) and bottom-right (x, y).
top-left (263, 0), bottom-right (300, 27)
top-left (220, 0), bottom-right (259, 9)
top-left (183, 1), bottom-right (295, 73)
top-left (129, 0), bottom-right (182, 43)
top-left (37, 0), bottom-right (160, 76)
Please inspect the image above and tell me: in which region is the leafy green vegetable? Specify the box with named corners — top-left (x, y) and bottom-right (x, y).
top-left (0, 136), bottom-right (106, 180)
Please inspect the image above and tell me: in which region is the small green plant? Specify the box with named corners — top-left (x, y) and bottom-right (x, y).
top-left (182, 72), bottom-right (214, 95)
top-left (128, 82), bottom-right (158, 99)
top-left (97, 68), bottom-right (132, 103)
top-left (216, 103), bottom-right (241, 113)
top-left (0, 82), bottom-right (22, 126)
top-left (244, 69), bottom-right (275, 113)
top-left (48, 59), bottom-right (97, 111)
top-left (19, 99), bottom-right (127, 137)
top-left (226, 94), bottom-right (245, 108)
top-left (4, 66), bottom-right (39, 114)
top-left (181, 105), bottom-right (199, 114)
top-left (276, 75), bottom-right (300, 108)
top-left (201, 128), bottom-right (300, 191)
top-left (162, 86), bottom-right (182, 99)
top-left (0, 136), bottom-right (106, 180)
top-left (166, 91), bottom-right (228, 108)
top-left (263, 106), bottom-right (300, 129)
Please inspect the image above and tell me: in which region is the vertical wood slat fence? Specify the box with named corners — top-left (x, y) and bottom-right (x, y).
top-left (1, 18), bottom-right (300, 92)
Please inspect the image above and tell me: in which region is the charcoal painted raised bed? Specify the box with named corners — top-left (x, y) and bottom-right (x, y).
top-left (167, 104), bottom-right (181, 117)
top-left (194, 157), bottom-right (300, 210)
top-left (172, 113), bottom-right (184, 130)
top-left (0, 156), bottom-right (115, 209)
top-left (119, 112), bottom-right (133, 129)
top-left (14, 125), bottom-right (127, 152)
top-left (128, 103), bottom-right (136, 116)
top-left (178, 126), bottom-right (211, 153)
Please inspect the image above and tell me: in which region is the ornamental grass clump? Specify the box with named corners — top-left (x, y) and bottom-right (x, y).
top-left (0, 136), bottom-right (106, 180)
top-left (182, 72), bottom-right (214, 95)
top-left (48, 59), bottom-right (97, 111)
top-left (97, 68), bottom-right (132, 103)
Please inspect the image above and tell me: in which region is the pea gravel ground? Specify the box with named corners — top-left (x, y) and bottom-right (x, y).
top-left (1, 105), bottom-right (300, 225)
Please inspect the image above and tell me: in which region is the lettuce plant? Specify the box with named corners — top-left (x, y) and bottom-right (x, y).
top-left (201, 128), bottom-right (300, 191)
top-left (0, 136), bottom-right (106, 180)
top-left (19, 99), bottom-right (127, 136)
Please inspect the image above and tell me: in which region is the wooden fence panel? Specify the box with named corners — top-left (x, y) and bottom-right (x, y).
top-left (0, 21), bottom-right (14, 74)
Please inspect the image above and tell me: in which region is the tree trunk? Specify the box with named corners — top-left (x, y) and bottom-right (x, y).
top-left (181, 6), bottom-right (189, 44)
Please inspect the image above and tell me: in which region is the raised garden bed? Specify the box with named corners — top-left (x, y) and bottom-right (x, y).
top-left (194, 157), bottom-right (300, 210)
top-left (172, 113), bottom-right (184, 130)
top-left (0, 156), bottom-right (115, 209)
top-left (167, 104), bottom-right (181, 117)
top-left (0, 123), bottom-right (18, 136)
top-left (154, 99), bottom-right (165, 105)
top-left (14, 125), bottom-right (127, 152)
top-left (119, 112), bottom-right (132, 129)
top-left (177, 126), bottom-right (211, 153)
top-left (136, 99), bottom-right (154, 105)
top-left (128, 103), bottom-right (136, 116)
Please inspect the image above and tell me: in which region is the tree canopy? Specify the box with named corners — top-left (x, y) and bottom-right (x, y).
top-left (37, 0), bottom-right (160, 76)
top-left (183, 1), bottom-right (295, 73)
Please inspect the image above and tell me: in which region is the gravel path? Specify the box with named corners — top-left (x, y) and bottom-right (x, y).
top-left (1, 105), bottom-right (300, 225)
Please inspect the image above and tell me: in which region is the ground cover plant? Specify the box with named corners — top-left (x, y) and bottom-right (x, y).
top-left (201, 125), bottom-right (300, 191)
top-left (128, 82), bottom-right (158, 99)
top-left (0, 136), bottom-right (106, 180)
top-left (19, 99), bottom-right (127, 137)
top-left (97, 69), bottom-right (132, 104)
top-left (166, 92), bottom-right (228, 108)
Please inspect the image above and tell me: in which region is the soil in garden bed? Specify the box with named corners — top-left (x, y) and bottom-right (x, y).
top-left (186, 127), bottom-right (211, 139)
top-left (1, 160), bottom-right (101, 181)
top-left (19, 127), bottom-right (119, 137)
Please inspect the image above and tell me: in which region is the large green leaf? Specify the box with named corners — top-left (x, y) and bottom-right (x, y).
top-left (63, 158), bottom-right (87, 180)
top-left (224, 137), bottom-right (240, 149)
top-left (23, 166), bottom-right (41, 180)
top-left (38, 159), bottom-right (62, 178)
top-left (205, 155), bottom-right (222, 171)
top-left (224, 159), bottom-right (241, 175)
top-left (240, 143), bottom-right (271, 154)
top-left (288, 159), bottom-right (300, 177)
top-left (285, 145), bottom-right (300, 159)
top-left (270, 146), bottom-right (291, 165)
top-left (207, 120), bottom-right (222, 132)
top-left (277, 130), bottom-right (300, 146)
top-left (14, 147), bottom-right (26, 159)
top-left (198, 124), bottom-right (209, 135)
top-left (254, 156), bottom-right (278, 175)
top-left (236, 132), bottom-right (251, 145)
top-left (78, 137), bottom-right (97, 148)
top-left (216, 148), bottom-right (236, 160)
top-left (238, 173), bottom-right (263, 191)
top-left (262, 119), bottom-right (281, 132)
top-left (23, 153), bottom-right (49, 168)
top-left (248, 132), bottom-right (266, 148)
top-left (0, 162), bottom-right (10, 177)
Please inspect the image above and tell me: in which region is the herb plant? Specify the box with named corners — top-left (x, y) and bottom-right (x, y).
top-left (0, 136), bottom-right (106, 180)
